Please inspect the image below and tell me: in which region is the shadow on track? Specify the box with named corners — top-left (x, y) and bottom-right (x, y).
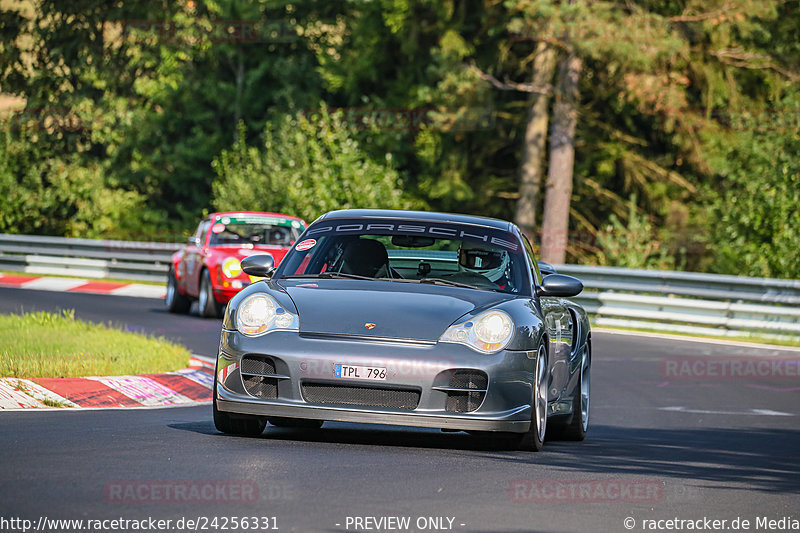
top-left (169, 420), bottom-right (513, 451)
top-left (169, 421), bottom-right (800, 493)
top-left (489, 424), bottom-right (800, 494)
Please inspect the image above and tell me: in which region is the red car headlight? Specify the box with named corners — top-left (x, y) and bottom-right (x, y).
top-left (221, 257), bottom-right (243, 278)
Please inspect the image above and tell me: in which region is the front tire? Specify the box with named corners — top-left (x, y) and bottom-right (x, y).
top-left (511, 343), bottom-right (548, 452)
top-left (213, 378), bottom-right (267, 437)
top-left (198, 269), bottom-right (223, 318)
top-left (166, 267), bottom-right (191, 314)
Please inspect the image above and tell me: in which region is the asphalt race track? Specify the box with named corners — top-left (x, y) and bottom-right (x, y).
top-left (1, 287), bottom-right (799, 533)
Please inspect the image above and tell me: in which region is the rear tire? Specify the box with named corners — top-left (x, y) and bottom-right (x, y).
top-left (552, 343), bottom-right (590, 441)
top-left (213, 378), bottom-right (266, 437)
top-left (199, 269), bottom-right (223, 318)
top-left (166, 267), bottom-right (191, 314)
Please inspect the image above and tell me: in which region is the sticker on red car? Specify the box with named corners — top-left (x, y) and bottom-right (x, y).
top-left (295, 239), bottom-right (317, 251)
top-left (212, 223), bottom-right (226, 233)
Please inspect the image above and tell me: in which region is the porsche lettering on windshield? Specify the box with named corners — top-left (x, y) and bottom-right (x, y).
top-left (306, 222), bottom-right (519, 251)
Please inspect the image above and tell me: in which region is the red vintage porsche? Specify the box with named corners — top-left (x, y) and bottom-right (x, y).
top-left (166, 211), bottom-right (307, 317)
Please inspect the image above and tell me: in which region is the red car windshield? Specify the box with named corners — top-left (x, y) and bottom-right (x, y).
top-left (208, 216), bottom-right (304, 246)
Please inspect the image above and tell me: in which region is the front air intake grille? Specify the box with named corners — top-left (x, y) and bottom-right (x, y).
top-left (449, 371), bottom-right (488, 390)
top-left (241, 356), bottom-right (279, 399)
top-left (242, 375), bottom-right (278, 399)
top-left (301, 383), bottom-right (420, 410)
top-left (240, 356), bottom-right (276, 376)
top-left (445, 370), bottom-right (488, 413)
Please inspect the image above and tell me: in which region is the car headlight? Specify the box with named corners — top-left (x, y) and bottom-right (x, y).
top-left (439, 310), bottom-right (514, 353)
top-left (221, 257), bottom-right (243, 278)
top-left (236, 293), bottom-right (299, 336)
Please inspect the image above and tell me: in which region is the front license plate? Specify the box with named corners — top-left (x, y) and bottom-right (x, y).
top-left (334, 364), bottom-right (386, 381)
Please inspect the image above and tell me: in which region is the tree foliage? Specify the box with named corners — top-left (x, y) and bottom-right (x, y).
top-left (704, 100), bottom-right (800, 278)
top-left (0, 127), bottom-right (150, 237)
top-left (0, 0), bottom-right (798, 278)
top-left (212, 112), bottom-right (420, 222)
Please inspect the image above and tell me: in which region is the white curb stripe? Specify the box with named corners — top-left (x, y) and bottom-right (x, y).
top-left (91, 376), bottom-right (192, 406)
top-left (189, 356), bottom-right (215, 369)
top-left (21, 277), bottom-right (87, 291)
top-left (109, 284), bottom-right (166, 299)
top-left (0, 274), bottom-right (166, 300)
top-left (7, 379), bottom-right (79, 408)
top-left (0, 380), bottom-right (43, 409)
top-left (172, 368), bottom-right (214, 389)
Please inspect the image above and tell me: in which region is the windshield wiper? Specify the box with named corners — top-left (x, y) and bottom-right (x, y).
top-left (417, 277), bottom-right (483, 290)
top-left (370, 276), bottom-right (487, 290)
top-left (282, 273), bottom-right (502, 292)
top-left (282, 272), bottom-right (376, 281)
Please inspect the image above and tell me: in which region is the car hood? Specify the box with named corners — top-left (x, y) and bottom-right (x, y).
top-left (279, 279), bottom-right (509, 341)
top-left (210, 246), bottom-right (290, 264)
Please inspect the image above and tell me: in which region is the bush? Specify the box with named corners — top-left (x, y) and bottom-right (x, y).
top-left (211, 110), bottom-right (423, 222)
top-left (594, 196), bottom-right (676, 270)
top-left (0, 126), bottom-right (152, 238)
top-left (705, 126), bottom-right (800, 279)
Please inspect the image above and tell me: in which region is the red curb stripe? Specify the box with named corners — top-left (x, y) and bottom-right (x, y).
top-left (67, 281), bottom-right (130, 294)
top-left (32, 377), bottom-right (141, 408)
top-left (146, 374), bottom-right (211, 402)
top-left (189, 357), bottom-right (215, 372)
top-left (0, 274), bottom-right (40, 287)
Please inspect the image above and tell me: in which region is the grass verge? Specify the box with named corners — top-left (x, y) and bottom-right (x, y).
top-left (0, 310), bottom-right (191, 378)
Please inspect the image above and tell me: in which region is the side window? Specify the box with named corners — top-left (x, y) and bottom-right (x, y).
top-left (196, 220), bottom-right (211, 246)
top-left (522, 234), bottom-right (543, 285)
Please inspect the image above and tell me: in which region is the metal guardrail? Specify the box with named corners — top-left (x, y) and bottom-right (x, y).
top-left (557, 265), bottom-right (800, 305)
top-left (0, 233), bottom-right (180, 282)
top-left (555, 266), bottom-right (800, 340)
top-left (1, 233), bottom-right (798, 340)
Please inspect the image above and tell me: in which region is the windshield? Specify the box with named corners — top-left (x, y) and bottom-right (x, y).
top-left (277, 218), bottom-right (530, 295)
top-left (208, 215), bottom-right (304, 246)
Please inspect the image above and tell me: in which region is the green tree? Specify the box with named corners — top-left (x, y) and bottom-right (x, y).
top-left (595, 196), bottom-right (676, 270)
top-left (110, 0), bottom-right (339, 221)
top-left (0, 0), bottom-right (341, 231)
top-left (211, 112), bottom-right (422, 222)
top-left (0, 125), bottom-right (149, 237)
top-left (704, 100), bottom-right (800, 278)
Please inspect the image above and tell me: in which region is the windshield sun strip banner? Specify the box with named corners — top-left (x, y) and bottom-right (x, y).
top-left (218, 216), bottom-right (301, 227)
top-left (303, 219), bottom-right (520, 251)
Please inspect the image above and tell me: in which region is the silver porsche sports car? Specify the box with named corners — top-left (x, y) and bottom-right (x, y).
top-left (213, 209), bottom-right (591, 451)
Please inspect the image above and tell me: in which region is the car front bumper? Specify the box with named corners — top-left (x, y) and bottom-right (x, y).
top-left (215, 330), bottom-right (538, 433)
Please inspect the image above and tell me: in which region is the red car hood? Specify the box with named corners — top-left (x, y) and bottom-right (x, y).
top-left (209, 246), bottom-right (290, 264)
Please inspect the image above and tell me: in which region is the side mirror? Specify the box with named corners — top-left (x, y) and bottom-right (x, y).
top-left (241, 254), bottom-right (276, 278)
top-left (187, 236), bottom-right (200, 246)
top-left (536, 274), bottom-right (583, 298)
